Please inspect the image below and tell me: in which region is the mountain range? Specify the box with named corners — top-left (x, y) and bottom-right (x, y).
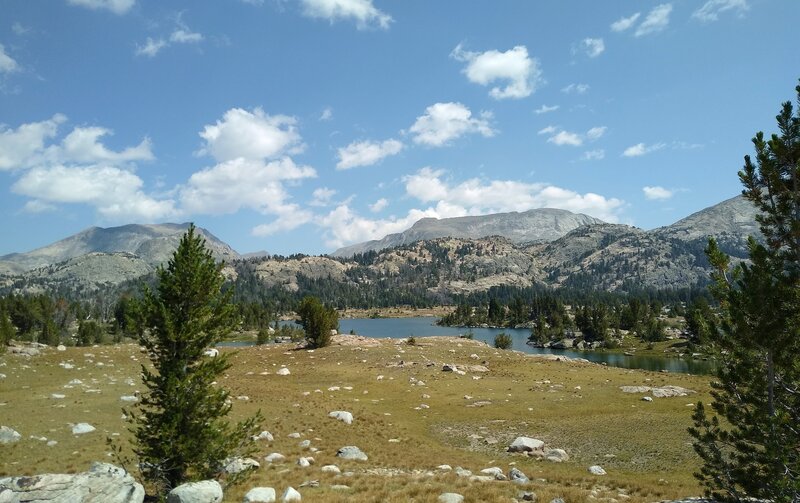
top-left (0, 195), bottom-right (759, 298)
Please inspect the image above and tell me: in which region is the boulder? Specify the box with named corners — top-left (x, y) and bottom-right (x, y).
top-left (167, 480), bottom-right (223, 503)
top-left (222, 457), bottom-right (260, 474)
top-left (509, 467), bottom-right (529, 485)
top-left (544, 448), bottom-right (569, 462)
top-left (321, 465), bottom-right (341, 474)
top-left (276, 367), bottom-right (290, 376)
top-left (328, 411), bottom-right (353, 425)
top-left (282, 487), bottom-right (301, 502)
top-left (508, 436), bottom-right (544, 453)
top-left (588, 465), bottom-right (607, 476)
top-left (0, 426), bottom-right (21, 444)
top-left (336, 446), bottom-right (367, 461)
top-left (480, 467), bottom-right (506, 480)
top-left (454, 467), bottom-right (472, 477)
top-left (253, 431), bottom-right (274, 442)
top-left (0, 462), bottom-right (144, 503)
top-left (72, 423), bottom-right (96, 435)
top-left (297, 457), bottom-right (312, 468)
top-left (264, 453), bottom-right (285, 463)
top-left (244, 487), bottom-right (276, 503)
top-left (202, 348), bottom-right (219, 358)
top-left (438, 494), bottom-right (464, 503)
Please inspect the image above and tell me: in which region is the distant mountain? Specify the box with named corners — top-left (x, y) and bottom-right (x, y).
top-left (330, 208), bottom-right (605, 257)
top-left (0, 224), bottom-right (239, 293)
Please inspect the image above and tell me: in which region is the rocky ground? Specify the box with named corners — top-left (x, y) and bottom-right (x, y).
top-left (0, 336), bottom-right (713, 502)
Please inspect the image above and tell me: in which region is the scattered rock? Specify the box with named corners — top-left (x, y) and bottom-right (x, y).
top-left (336, 446), bottom-right (367, 461)
top-left (57, 345), bottom-right (66, 351)
top-left (222, 457), bottom-right (259, 474)
top-left (436, 465), bottom-right (452, 471)
top-left (288, 432), bottom-right (301, 439)
top-left (202, 348), bottom-right (219, 358)
top-left (120, 395), bottom-right (138, 403)
top-left (642, 396), bottom-right (653, 402)
top-left (276, 368), bottom-right (291, 376)
top-left (264, 453), bottom-right (285, 463)
top-left (620, 385), bottom-right (695, 398)
top-left (71, 423), bottom-right (96, 435)
top-left (588, 465), bottom-right (607, 476)
top-left (244, 487), bottom-right (276, 503)
top-left (508, 436), bottom-right (544, 453)
top-left (544, 448), bottom-right (569, 463)
top-left (167, 479), bottom-right (223, 503)
top-left (282, 487), bottom-right (301, 502)
top-left (518, 492), bottom-right (537, 502)
top-left (442, 364), bottom-right (457, 372)
top-left (0, 426), bottom-right (21, 444)
top-left (0, 462), bottom-right (144, 503)
top-left (297, 457), bottom-right (312, 468)
top-left (328, 411), bottom-right (353, 425)
top-left (298, 480), bottom-right (319, 488)
top-left (480, 467), bottom-right (507, 480)
top-left (321, 465), bottom-right (341, 474)
top-left (509, 467), bottom-right (529, 485)
top-left (254, 431), bottom-right (274, 442)
top-left (454, 467), bottom-right (472, 477)
top-left (330, 485), bottom-right (350, 491)
top-left (438, 493), bottom-right (464, 503)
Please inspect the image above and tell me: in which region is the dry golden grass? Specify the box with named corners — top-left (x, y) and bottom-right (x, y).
top-left (0, 336), bottom-right (712, 502)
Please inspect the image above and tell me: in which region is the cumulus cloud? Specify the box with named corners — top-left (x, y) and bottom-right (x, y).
top-left (198, 107), bottom-right (302, 162)
top-left (0, 44), bottom-right (19, 74)
top-left (581, 149), bottom-right (605, 161)
top-left (0, 115), bottom-right (65, 170)
top-left (539, 125), bottom-right (606, 147)
top-left (622, 142), bottom-right (666, 157)
top-left (611, 12), bottom-right (640, 32)
top-left (643, 186), bottom-right (673, 200)
top-left (310, 187), bottom-right (337, 206)
top-left (408, 102), bottom-right (495, 147)
top-left (561, 83), bottom-right (589, 94)
top-left (577, 38), bottom-right (605, 58)
top-left (13, 164), bottom-right (176, 220)
top-left (635, 4), bottom-right (672, 37)
top-left (59, 127), bottom-right (153, 164)
top-left (692, 0), bottom-right (748, 22)
top-left (170, 28), bottom-right (203, 44)
top-left (300, 0), bottom-right (392, 30)
top-left (451, 44), bottom-right (542, 100)
top-left (67, 0), bottom-right (135, 15)
top-left (318, 168), bottom-right (625, 248)
top-left (135, 37), bottom-right (167, 57)
top-left (336, 138), bottom-right (403, 170)
top-left (21, 200), bottom-right (57, 214)
top-left (369, 197), bottom-right (388, 212)
top-left (534, 104), bottom-right (559, 115)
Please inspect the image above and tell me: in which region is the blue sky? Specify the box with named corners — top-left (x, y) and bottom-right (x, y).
top-left (0, 0), bottom-right (798, 256)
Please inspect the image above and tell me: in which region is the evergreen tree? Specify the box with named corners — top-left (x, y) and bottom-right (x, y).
top-left (0, 302), bottom-right (14, 350)
top-left (129, 224), bottom-right (261, 493)
top-left (689, 81), bottom-right (800, 502)
top-left (297, 296), bottom-right (338, 348)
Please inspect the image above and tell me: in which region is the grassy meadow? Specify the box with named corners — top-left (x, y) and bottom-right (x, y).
top-left (0, 336), bottom-right (712, 502)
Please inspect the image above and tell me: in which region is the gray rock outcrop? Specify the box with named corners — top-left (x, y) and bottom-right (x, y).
top-left (0, 462), bottom-right (144, 503)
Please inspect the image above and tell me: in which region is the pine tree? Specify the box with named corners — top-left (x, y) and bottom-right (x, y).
top-left (129, 224), bottom-right (261, 493)
top-left (297, 296), bottom-right (338, 348)
top-left (0, 301), bottom-right (14, 350)
top-left (689, 81), bottom-right (800, 502)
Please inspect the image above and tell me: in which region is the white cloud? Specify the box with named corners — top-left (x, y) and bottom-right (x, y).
top-left (319, 107), bottom-right (333, 121)
top-left (540, 126), bottom-right (606, 147)
top-left (635, 4), bottom-right (672, 37)
top-left (534, 104), bottom-right (559, 115)
top-left (198, 107), bottom-right (302, 162)
top-left (12, 22), bottom-right (31, 36)
top-left (0, 115), bottom-right (65, 170)
top-left (408, 102), bottom-right (495, 147)
top-left (0, 44), bottom-right (19, 74)
top-left (622, 142), bottom-right (666, 157)
top-left (369, 197), bottom-right (388, 212)
top-left (561, 83), bottom-right (589, 94)
top-left (318, 168), bottom-right (625, 248)
top-left (581, 149), bottom-right (605, 161)
top-left (13, 164), bottom-right (176, 220)
top-left (586, 126), bottom-right (607, 140)
top-left (300, 0), bottom-right (392, 30)
top-left (170, 29), bottom-right (203, 44)
top-left (135, 37), bottom-right (167, 57)
top-left (578, 38), bottom-right (605, 58)
top-left (643, 186), bottom-right (673, 200)
top-left (310, 187), bottom-right (337, 206)
top-left (451, 44), bottom-right (542, 100)
top-left (67, 0), bottom-right (135, 15)
top-left (21, 200), bottom-right (57, 213)
top-left (59, 126), bottom-right (153, 164)
top-left (611, 12), bottom-right (640, 32)
top-left (692, 0), bottom-right (748, 22)
top-left (336, 138), bottom-right (403, 170)
top-left (548, 131), bottom-right (583, 147)
top-left (252, 206), bottom-right (314, 236)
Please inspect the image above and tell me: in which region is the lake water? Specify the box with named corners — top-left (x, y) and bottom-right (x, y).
top-left (223, 316), bottom-right (715, 375)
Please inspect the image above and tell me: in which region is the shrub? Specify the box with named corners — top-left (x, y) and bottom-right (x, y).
top-left (494, 332), bottom-right (513, 350)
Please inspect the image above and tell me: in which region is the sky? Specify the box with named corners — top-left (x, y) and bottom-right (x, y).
top-left (0, 0), bottom-right (798, 256)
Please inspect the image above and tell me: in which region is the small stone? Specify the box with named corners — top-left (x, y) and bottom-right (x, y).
top-left (588, 465), bottom-right (607, 476)
top-left (288, 432), bottom-right (301, 438)
top-left (254, 431), bottom-right (274, 442)
top-left (328, 411), bottom-right (354, 425)
top-left (120, 395), bottom-right (138, 402)
top-left (244, 487), bottom-right (276, 503)
top-left (544, 448), bottom-right (569, 463)
top-left (642, 396), bottom-right (653, 402)
top-left (508, 436), bottom-right (544, 453)
top-left (454, 467), bottom-right (472, 477)
top-left (71, 423), bottom-right (96, 435)
top-left (336, 446), bottom-right (367, 461)
top-left (518, 492), bottom-right (537, 502)
top-left (264, 453), bottom-right (285, 463)
top-left (509, 467), bottom-right (530, 484)
top-left (438, 493), bottom-right (464, 503)
top-left (297, 457), bottom-right (312, 467)
top-left (282, 487), bottom-right (301, 502)
top-left (222, 457), bottom-right (260, 474)
top-left (276, 367), bottom-right (290, 376)
top-left (321, 464), bottom-right (341, 473)
top-left (0, 426), bottom-right (21, 444)
top-left (436, 464), bottom-right (452, 471)
top-left (480, 467), bottom-right (506, 480)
